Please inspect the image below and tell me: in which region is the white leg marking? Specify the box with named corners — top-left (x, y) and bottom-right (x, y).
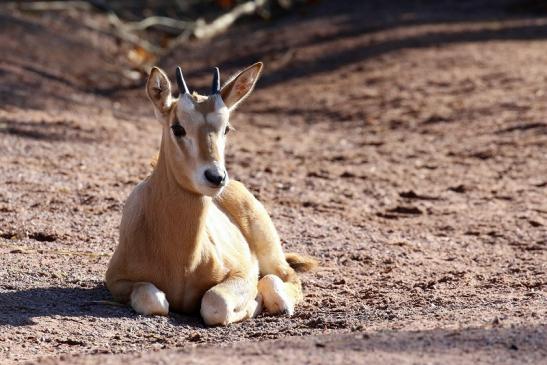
top-left (258, 274), bottom-right (294, 315)
top-left (130, 283), bottom-right (169, 316)
top-left (201, 288), bottom-right (262, 326)
top-left (201, 289), bottom-right (233, 326)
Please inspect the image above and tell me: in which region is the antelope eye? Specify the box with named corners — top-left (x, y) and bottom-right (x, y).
top-left (171, 124), bottom-right (186, 137)
top-left (224, 125), bottom-right (231, 135)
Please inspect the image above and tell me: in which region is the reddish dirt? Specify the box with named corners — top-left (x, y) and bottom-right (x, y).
top-left (0, 1), bottom-right (545, 364)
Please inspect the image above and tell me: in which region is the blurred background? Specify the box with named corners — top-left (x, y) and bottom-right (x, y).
top-left (2, 0), bottom-right (547, 105)
top-left (0, 1), bottom-right (546, 364)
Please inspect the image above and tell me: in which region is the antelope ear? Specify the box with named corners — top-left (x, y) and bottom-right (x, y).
top-left (146, 67), bottom-right (173, 116)
top-left (221, 62), bottom-right (263, 110)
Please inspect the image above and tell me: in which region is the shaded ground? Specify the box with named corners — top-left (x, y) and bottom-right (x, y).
top-left (0, 1), bottom-right (545, 364)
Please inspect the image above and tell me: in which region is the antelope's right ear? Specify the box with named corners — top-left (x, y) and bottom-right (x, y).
top-left (146, 67), bottom-right (173, 115)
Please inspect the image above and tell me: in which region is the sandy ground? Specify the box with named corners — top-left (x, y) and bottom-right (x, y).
top-left (0, 1), bottom-right (545, 364)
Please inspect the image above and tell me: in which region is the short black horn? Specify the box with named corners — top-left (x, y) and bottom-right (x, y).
top-left (176, 66), bottom-right (190, 95)
top-left (211, 67), bottom-right (220, 94)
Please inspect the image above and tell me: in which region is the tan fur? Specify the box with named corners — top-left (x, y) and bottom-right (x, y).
top-left (105, 62), bottom-right (316, 325)
top-left (193, 96), bottom-right (218, 114)
top-left (285, 253), bottom-right (319, 273)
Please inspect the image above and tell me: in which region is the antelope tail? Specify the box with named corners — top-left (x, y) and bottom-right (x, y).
top-left (285, 252), bottom-right (319, 273)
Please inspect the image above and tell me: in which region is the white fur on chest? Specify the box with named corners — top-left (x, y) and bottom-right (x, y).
top-left (205, 202), bottom-right (257, 275)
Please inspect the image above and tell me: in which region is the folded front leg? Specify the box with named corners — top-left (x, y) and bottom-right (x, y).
top-left (200, 274), bottom-right (261, 326)
top-left (107, 279), bottom-right (170, 316)
top-left (130, 282), bottom-right (169, 316)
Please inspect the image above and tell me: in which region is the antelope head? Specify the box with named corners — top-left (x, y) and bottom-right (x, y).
top-left (145, 62), bottom-right (263, 196)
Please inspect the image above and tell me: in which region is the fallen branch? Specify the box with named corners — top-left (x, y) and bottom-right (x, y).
top-left (105, 10), bottom-right (163, 54)
top-left (5, 0), bottom-right (272, 58)
top-left (97, 0), bottom-right (266, 57)
top-left (124, 16), bottom-right (194, 34)
top-left (165, 0), bottom-right (268, 54)
top-left (193, 0), bottom-right (267, 39)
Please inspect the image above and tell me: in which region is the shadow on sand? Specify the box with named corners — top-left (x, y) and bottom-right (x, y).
top-left (0, 284), bottom-right (204, 327)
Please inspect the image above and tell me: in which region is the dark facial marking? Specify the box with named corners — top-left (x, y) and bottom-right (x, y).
top-left (171, 122), bottom-right (186, 138)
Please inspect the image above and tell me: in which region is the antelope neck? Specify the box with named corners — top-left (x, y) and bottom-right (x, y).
top-left (147, 138), bottom-right (210, 253)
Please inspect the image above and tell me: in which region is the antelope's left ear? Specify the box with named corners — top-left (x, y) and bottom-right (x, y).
top-left (221, 62), bottom-right (263, 110)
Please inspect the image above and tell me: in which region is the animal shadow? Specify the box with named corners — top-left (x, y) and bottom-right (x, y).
top-left (0, 284), bottom-right (202, 327)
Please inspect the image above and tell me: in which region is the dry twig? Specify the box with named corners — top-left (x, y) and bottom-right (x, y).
top-left (193, 0), bottom-right (267, 39)
top-left (4, 0), bottom-right (271, 57)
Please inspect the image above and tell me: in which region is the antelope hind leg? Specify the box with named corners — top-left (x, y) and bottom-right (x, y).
top-left (216, 180), bottom-right (307, 316)
top-left (258, 270), bottom-right (302, 315)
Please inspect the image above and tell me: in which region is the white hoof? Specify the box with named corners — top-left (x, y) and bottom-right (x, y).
top-left (130, 283), bottom-right (169, 316)
top-left (258, 274), bottom-right (294, 315)
top-left (201, 289), bottom-right (233, 326)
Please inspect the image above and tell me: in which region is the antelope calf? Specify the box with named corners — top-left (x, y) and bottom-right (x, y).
top-left (105, 62), bottom-right (316, 325)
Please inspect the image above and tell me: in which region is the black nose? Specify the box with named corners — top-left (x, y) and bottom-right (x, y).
top-left (204, 169), bottom-right (226, 187)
